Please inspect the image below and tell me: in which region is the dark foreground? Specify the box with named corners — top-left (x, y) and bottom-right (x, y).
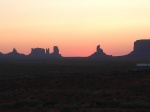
top-left (0, 59), bottom-right (150, 112)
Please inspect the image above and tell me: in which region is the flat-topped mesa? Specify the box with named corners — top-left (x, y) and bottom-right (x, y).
top-left (89, 45), bottom-right (111, 58)
top-left (30, 48), bottom-right (46, 56)
top-left (30, 48), bottom-right (50, 56)
top-left (29, 46), bottom-right (62, 58)
top-left (134, 39), bottom-right (150, 53)
top-left (127, 39), bottom-right (150, 57)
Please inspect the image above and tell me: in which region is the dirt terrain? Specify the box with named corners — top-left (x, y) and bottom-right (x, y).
top-left (0, 59), bottom-right (150, 112)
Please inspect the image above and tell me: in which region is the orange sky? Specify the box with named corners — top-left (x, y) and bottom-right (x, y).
top-left (0, 0), bottom-right (150, 56)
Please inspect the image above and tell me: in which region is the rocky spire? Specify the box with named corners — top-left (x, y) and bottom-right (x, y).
top-left (46, 48), bottom-right (50, 55)
top-left (12, 48), bottom-right (17, 54)
top-left (89, 45), bottom-right (111, 58)
top-left (96, 45), bottom-right (103, 52)
top-left (53, 46), bottom-right (59, 54)
top-left (51, 46), bottom-right (62, 58)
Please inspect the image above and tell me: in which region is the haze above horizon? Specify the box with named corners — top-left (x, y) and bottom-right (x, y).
top-left (0, 0), bottom-right (150, 56)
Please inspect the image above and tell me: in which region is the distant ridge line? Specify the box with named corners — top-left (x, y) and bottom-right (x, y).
top-left (0, 39), bottom-right (150, 60)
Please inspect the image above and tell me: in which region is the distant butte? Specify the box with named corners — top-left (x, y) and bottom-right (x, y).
top-left (51, 46), bottom-right (62, 58)
top-left (5, 48), bottom-right (25, 59)
top-left (0, 46), bottom-right (62, 61)
top-left (0, 39), bottom-right (150, 60)
top-left (89, 45), bottom-right (112, 59)
top-left (126, 39), bottom-right (150, 58)
top-left (28, 46), bottom-right (62, 59)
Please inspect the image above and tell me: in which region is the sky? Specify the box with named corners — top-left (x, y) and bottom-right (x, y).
top-left (0, 0), bottom-right (150, 56)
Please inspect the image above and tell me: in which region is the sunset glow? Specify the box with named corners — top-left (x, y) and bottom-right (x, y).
top-left (0, 0), bottom-right (150, 56)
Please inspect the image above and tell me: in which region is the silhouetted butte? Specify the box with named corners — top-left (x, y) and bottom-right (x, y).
top-left (127, 39), bottom-right (150, 58)
top-left (89, 45), bottom-right (112, 59)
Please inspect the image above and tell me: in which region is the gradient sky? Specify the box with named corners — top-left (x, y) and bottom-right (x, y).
top-left (0, 0), bottom-right (150, 56)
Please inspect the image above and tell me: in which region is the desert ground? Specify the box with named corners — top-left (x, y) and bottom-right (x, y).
top-left (0, 58), bottom-right (150, 112)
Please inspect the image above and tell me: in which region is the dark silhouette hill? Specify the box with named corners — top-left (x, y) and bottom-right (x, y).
top-left (0, 52), bottom-right (4, 59)
top-left (0, 39), bottom-right (150, 61)
top-left (89, 45), bottom-right (112, 59)
top-left (126, 39), bottom-right (150, 58)
top-left (0, 46), bottom-right (62, 61)
top-left (0, 52), bottom-right (3, 56)
top-left (5, 48), bottom-right (26, 60)
top-left (28, 46), bottom-right (62, 60)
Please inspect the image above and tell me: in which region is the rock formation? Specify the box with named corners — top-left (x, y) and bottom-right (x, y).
top-left (5, 48), bottom-right (25, 59)
top-left (0, 45), bottom-right (63, 61)
top-left (97, 45), bottom-right (103, 52)
top-left (30, 48), bottom-right (46, 56)
top-left (12, 48), bottom-right (17, 54)
top-left (0, 52), bottom-right (4, 59)
top-left (51, 46), bottom-right (62, 58)
top-left (127, 39), bottom-right (150, 57)
top-left (28, 46), bottom-right (62, 59)
top-left (53, 46), bottom-right (59, 54)
top-left (134, 40), bottom-right (150, 52)
top-left (0, 52), bottom-right (3, 55)
top-left (89, 45), bottom-right (112, 58)
top-left (7, 48), bottom-right (19, 55)
top-left (46, 48), bottom-right (50, 55)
